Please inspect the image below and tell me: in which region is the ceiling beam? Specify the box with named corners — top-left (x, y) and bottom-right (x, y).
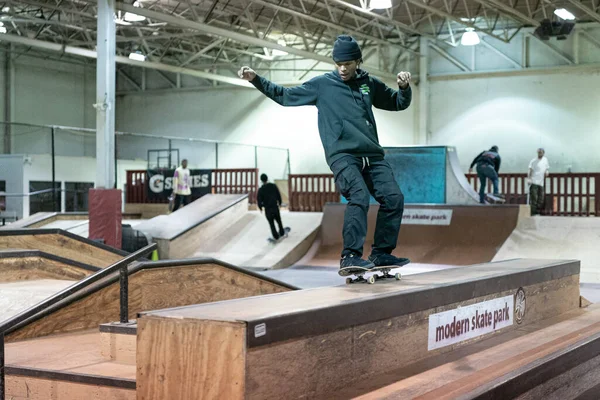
top-left (0, 33), bottom-right (262, 87)
top-left (114, 1), bottom-right (397, 79)
top-left (240, 0), bottom-right (419, 53)
top-left (565, 0), bottom-right (600, 24)
top-left (403, 0), bottom-right (511, 42)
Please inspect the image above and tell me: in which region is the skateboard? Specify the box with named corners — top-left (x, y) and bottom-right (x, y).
top-left (486, 193), bottom-right (506, 204)
top-left (267, 227), bottom-right (291, 244)
top-left (339, 259), bottom-right (410, 284)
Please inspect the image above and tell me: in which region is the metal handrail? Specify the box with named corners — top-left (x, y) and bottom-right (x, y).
top-left (0, 242), bottom-right (157, 400)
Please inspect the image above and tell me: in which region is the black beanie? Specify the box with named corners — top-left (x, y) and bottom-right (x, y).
top-left (332, 35), bottom-right (362, 63)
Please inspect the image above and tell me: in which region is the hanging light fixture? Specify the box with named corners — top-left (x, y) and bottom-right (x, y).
top-left (129, 51), bottom-right (146, 61)
top-left (370, 0), bottom-right (392, 9)
top-left (461, 28), bottom-right (480, 46)
top-left (272, 39), bottom-right (289, 56)
top-left (554, 8), bottom-right (575, 20)
top-left (124, 1), bottom-right (146, 22)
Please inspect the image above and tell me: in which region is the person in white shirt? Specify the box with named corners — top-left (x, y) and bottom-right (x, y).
top-left (528, 148), bottom-right (550, 216)
top-left (172, 159), bottom-right (191, 211)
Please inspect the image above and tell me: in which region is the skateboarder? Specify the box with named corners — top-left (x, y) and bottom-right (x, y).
top-left (257, 174), bottom-right (287, 241)
top-left (239, 35), bottom-right (412, 270)
top-left (172, 159), bottom-right (191, 211)
top-left (469, 146), bottom-right (501, 204)
top-left (528, 148), bottom-right (549, 215)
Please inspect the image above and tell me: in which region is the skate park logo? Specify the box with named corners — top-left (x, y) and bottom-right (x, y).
top-left (149, 174), bottom-right (165, 193)
top-left (427, 294), bottom-right (514, 351)
top-left (515, 288), bottom-right (526, 324)
top-left (147, 169), bottom-right (213, 200)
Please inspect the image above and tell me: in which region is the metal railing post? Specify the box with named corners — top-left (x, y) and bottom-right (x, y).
top-left (119, 264), bottom-right (129, 323)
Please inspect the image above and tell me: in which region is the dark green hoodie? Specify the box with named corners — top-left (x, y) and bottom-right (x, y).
top-left (250, 69), bottom-right (412, 166)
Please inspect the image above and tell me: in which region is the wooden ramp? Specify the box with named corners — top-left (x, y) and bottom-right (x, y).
top-left (0, 249), bottom-right (98, 282)
top-left (136, 259), bottom-right (583, 400)
top-left (297, 203), bottom-right (522, 267)
top-left (5, 258), bottom-right (296, 342)
top-left (3, 258), bottom-right (296, 400)
top-left (0, 229), bottom-right (127, 268)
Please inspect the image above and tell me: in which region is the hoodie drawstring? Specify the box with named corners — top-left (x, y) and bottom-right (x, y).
top-left (361, 157), bottom-right (370, 171)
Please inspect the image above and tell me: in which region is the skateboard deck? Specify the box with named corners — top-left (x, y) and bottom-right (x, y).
top-left (339, 258), bottom-right (410, 284)
top-left (267, 227), bottom-right (291, 244)
top-left (486, 193), bottom-right (506, 204)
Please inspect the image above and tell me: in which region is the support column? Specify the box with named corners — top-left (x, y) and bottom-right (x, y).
top-left (90, 0), bottom-right (122, 249)
top-left (417, 37), bottom-right (429, 145)
top-left (3, 44), bottom-right (12, 154)
top-left (95, 0), bottom-right (116, 189)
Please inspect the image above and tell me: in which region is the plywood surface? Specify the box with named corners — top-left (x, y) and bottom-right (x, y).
top-left (137, 317), bottom-right (246, 400)
top-left (354, 306), bottom-right (600, 400)
top-left (0, 256), bottom-right (94, 282)
top-left (0, 233), bottom-right (122, 267)
top-left (5, 330), bottom-right (136, 379)
top-left (6, 376), bottom-right (136, 400)
top-left (8, 263), bottom-right (291, 341)
top-left (303, 203), bottom-right (520, 267)
top-left (146, 259), bottom-right (576, 322)
top-left (244, 275), bottom-right (580, 399)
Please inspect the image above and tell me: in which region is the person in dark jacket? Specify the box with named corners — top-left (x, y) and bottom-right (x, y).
top-left (469, 146), bottom-right (501, 204)
top-left (239, 35), bottom-right (412, 271)
top-left (257, 174), bottom-right (287, 241)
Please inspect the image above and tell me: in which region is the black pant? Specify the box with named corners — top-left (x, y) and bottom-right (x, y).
top-left (530, 184), bottom-right (545, 215)
top-left (173, 194), bottom-right (191, 211)
top-left (265, 207), bottom-right (285, 239)
top-left (331, 156), bottom-right (404, 258)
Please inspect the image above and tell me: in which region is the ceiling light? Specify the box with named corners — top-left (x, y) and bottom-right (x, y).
top-left (128, 52), bottom-right (146, 61)
top-left (124, 1), bottom-right (146, 22)
top-left (554, 8), bottom-right (575, 20)
top-left (1, 6), bottom-right (10, 13)
top-left (460, 28), bottom-right (480, 46)
top-left (0, 27), bottom-right (6, 34)
top-left (272, 39), bottom-right (288, 56)
top-left (370, 0), bottom-right (392, 9)
top-left (460, 17), bottom-right (475, 22)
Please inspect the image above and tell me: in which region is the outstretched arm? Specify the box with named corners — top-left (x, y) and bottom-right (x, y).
top-left (372, 72), bottom-right (412, 111)
top-left (239, 66), bottom-right (318, 106)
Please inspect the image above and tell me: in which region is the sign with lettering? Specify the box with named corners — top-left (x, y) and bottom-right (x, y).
top-left (146, 169), bottom-right (212, 200)
top-left (402, 209), bottom-right (453, 225)
top-left (428, 295), bottom-right (514, 351)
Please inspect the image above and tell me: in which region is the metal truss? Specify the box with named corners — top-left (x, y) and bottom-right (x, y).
top-left (0, 0), bottom-right (598, 90)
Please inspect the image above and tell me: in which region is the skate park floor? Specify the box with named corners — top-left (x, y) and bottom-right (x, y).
top-left (0, 279), bottom-right (74, 323)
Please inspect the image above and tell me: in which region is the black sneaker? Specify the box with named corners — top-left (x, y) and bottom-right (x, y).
top-left (368, 253), bottom-right (410, 267)
top-left (340, 254), bottom-right (375, 270)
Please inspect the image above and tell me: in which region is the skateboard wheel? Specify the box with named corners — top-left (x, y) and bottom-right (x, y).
top-left (367, 275), bottom-right (376, 284)
top-left (395, 273), bottom-right (401, 280)
top-left (346, 277), bottom-right (352, 284)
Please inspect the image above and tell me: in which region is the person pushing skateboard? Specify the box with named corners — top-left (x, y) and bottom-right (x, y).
top-left (239, 35), bottom-right (412, 273)
top-left (257, 173), bottom-right (289, 242)
top-left (469, 146), bottom-right (502, 204)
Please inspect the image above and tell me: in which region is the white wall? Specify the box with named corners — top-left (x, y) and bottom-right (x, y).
top-left (116, 79), bottom-right (418, 174)
top-left (13, 55), bottom-right (95, 128)
top-left (429, 71), bottom-right (600, 173)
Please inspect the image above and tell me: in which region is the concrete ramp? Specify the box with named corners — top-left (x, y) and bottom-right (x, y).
top-left (192, 210), bottom-right (322, 269)
top-left (494, 216), bottom-right (600, 284)
top-left (298, 203), bottom-right (521, 267)
top-left (134, 194), bottom-right (249, 259)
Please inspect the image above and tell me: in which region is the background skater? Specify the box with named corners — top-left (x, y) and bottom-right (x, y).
top-left (257, 173), bottom-right (289, 242)
top-left (239, 35), bottom-right (412, 271)
top-left (469, 146), bottom-right (502, 204)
